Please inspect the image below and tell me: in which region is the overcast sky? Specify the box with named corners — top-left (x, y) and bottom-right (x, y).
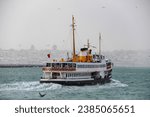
top-left (0, 0), bottom-right (150, 51)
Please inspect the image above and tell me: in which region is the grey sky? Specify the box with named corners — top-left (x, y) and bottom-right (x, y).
top-left (0, 0), bottom-right (150, 51)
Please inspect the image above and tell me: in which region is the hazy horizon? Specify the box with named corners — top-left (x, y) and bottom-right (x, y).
top-left (0, 0), bottom-right (150, 51)
top-left (0, 45), bottom-right (150, 52)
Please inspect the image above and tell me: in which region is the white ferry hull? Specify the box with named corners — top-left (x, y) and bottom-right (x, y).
top-left (40, 76), bottom-right (111, 86)
top-left (40, 61), bottom-right (113, 86)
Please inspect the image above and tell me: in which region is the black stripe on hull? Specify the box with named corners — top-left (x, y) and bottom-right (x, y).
top-left (40, 78), bottom-right (111, 86)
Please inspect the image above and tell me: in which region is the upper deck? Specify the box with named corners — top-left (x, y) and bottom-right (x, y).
top-left (44, 62), bottom-right (76, 71)
top-left (42, 61), bottom-right (109, 72)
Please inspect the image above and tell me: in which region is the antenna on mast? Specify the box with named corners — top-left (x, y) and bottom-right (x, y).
top-left (87, 39), bottom-right (90, 48)
top-left (84, 39), bottom-right (96, 49)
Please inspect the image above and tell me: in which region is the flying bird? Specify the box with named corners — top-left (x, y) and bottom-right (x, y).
top-left (39, 92), bottom-right (46, 97)
top-left (102, 6), bottom-right (106, 8)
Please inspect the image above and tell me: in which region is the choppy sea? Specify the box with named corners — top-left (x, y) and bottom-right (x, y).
top-left (0, 67), bottom-right (150, 100)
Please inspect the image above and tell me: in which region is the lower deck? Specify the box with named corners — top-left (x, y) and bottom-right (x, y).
top-left (42, 68), bottom-right (112, 79)
top-left (40, 69), bottom-right (112, 85)
top-left (40, 77), bottom-right (111, 86)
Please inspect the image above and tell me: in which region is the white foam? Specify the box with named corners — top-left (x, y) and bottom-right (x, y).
top-left (98, 79), bottom-right (128, 89)
top-left (0, 81), bottom-right (62, 91)
top-left (0, 79), bottom-right (127, 92)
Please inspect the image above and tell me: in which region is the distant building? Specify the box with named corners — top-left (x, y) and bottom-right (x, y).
top-left (52, 45), bottom-right (57, 50)
top-left (30, 45), bottom-right (35, 50)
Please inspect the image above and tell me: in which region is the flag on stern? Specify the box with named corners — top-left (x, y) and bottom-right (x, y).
top-left (47, 54), bottom-right (50, 58)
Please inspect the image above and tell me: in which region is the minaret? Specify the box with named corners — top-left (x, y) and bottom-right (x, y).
top-left (99, 33), bottom-right (101, 56)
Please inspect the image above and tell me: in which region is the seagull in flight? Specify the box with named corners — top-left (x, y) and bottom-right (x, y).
top-left (39, 92), bottom-right (46, 97)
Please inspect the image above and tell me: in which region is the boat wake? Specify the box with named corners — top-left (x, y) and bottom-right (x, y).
top-left (97, 79), bottom-right (128, 89)
top-left (0, 79), bottom-right (127, 92)
top-left (0, 81), bottom-right (62, 91)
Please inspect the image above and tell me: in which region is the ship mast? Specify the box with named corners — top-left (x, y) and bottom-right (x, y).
top-left (87, 39), bottom-right (90, 48)
top-left (99, 32), bottom-right (101, 56)
top-left (72, 15), bottom-right (76, 59)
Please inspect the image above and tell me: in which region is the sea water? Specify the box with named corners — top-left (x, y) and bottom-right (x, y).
top-left (0, 67), bottom-right (150, 100)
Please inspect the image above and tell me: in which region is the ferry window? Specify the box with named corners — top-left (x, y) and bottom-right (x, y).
top-left (46, 63), bottom-right (51, 67)
top-left (68, 63), bottom-right (72, 67)
top-left (73, 63), bottom-right (76, 68)
top-left (56, 63), bottom-right (60, 67)
top-left (62, 63), bottom-right (65, 67)
top-left (100, 64), bottom-right (105, 67)
top-left (53, 63), bottom-right (56, 67)
top-left (66, 63), bottom-right (69, 68)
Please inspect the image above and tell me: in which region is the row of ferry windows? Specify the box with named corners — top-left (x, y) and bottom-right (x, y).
top-left (46, 63), bottom-right (106, 68)
top-left (66, 73), bottom-right (91, 77)
top-left (77, 64), bottom-right (106, 68)
top-left (46, 63), bottom-right (76, 68)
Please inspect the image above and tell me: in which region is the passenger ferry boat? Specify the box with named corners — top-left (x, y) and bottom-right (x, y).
top-left (40, 16), bottom-right (113, 86)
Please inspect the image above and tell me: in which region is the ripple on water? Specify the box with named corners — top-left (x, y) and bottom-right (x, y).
top-left (0, 81), bottom-right (62, 91)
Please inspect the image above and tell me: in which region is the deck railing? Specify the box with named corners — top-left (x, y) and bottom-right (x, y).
top-left (42, 67), bottom-right (76, 71)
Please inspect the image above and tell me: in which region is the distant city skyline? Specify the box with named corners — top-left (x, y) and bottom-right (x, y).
top-left (0, 0), bottom-right (150, 51)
